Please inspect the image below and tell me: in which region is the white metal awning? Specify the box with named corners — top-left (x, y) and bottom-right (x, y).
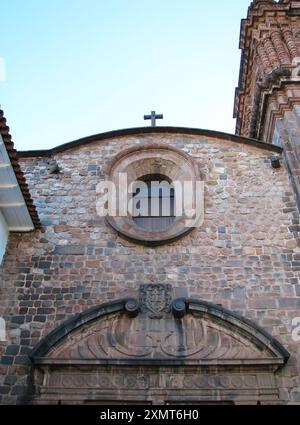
top-left (0, 133), bottom-right (34, 231)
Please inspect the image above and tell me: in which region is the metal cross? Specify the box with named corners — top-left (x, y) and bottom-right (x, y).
top-left (144, 111), bottom-right (163, 127)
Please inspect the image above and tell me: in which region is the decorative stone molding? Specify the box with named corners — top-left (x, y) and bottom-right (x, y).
top-left (257, 42), bottom-right (272, 70)
top-left (270, 30), bottom-right (290, 65)
top-left (105, 143), bottom-right (203, 246)
top-left (29, 286), bottom-right (290, 405)
top-left (283, 28), bottom-right (299, 58)
top-left (234, 1), bottom-right (300, 212)
top-left (234, 1), bottom-right (300, 138)
top-left (249, 67), bottom-right (293, 138)
top-left (34, 367), bottom-right (281, 405)
top-left (30, 286), bottom-right (289, 366)
top-left (263, 36), bottom-right (280, 67)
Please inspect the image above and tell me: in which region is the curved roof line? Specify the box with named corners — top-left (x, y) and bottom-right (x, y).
top-left (18, 126), bottom-right (282, 158)
top-left (30, 297), bottom-right (290, 365)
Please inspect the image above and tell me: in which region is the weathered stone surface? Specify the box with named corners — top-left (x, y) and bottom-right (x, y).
top-left (0, 131), bottom-right (299, 404)
top-left (35, 291), bottom-right (286, 364)
top-left (28, 290), bottom-right (288, 404)
top-left (32, 366), bottom-right (281, 405)
top-left (234, 1), bottom-right (300, 211)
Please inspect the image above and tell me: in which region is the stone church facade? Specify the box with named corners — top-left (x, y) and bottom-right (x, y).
top-left (0, 0), bottom-right (300, 405)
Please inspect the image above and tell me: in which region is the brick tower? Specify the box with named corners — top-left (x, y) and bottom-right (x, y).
top-left (234, 0), bottom-right (300, 208)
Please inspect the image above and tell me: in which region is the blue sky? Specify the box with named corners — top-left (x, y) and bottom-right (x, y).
top-left (0, 0), bottom-right (251, 151)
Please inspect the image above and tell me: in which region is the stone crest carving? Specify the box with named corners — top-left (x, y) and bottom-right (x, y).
top-left (139, 284), bottom-right (172, 318)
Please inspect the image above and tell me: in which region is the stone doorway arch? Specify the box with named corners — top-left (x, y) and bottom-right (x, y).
top-left (29, 285), bottom-right (289, 405)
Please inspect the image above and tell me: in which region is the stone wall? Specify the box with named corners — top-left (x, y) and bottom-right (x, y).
top-left (0, 132), bottom-right (300, 404)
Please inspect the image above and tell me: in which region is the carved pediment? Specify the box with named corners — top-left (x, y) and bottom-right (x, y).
top-left (30, 285), bottom-right (289, 368)
top-left (46, 312), bottom-right (274, 362)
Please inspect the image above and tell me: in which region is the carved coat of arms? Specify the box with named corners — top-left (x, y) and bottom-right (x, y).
top-left (140, 284), bottom-right (172, 318)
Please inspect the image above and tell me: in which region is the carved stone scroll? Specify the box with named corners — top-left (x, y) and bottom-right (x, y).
top-left (30, 286), bottom-right (289, 405)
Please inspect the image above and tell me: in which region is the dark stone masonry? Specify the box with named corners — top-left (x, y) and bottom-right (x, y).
top-left (1, 0), bottom-right (300, 405)
top-left (0, 129), bottom-right (299, 404)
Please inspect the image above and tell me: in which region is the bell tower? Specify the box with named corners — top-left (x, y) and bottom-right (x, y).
top-left (234, 0), bottom-right (300, 207)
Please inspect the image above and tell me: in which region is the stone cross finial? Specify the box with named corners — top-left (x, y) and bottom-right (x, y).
top-left (144, 111), bottom-right (163, 127)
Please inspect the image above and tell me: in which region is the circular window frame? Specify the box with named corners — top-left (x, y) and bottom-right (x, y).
top-left (105, 143), bottom-right (203, 246)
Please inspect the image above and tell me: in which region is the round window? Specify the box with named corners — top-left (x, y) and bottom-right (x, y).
top-left (105, 144), bottom-right (203, 246)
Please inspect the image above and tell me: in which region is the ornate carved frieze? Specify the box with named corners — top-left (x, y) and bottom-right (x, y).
top-left (34, 366), bottom-right (280, 405)
top-left (47, 369), bottom-right (275, 392)
top-left (49, 371), bottom-right (151, 390)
